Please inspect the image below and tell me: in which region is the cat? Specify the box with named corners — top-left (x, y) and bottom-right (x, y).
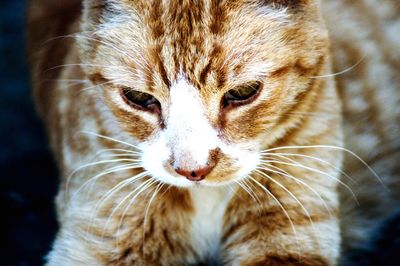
top-left (27, 0), bottom-right (400, 265)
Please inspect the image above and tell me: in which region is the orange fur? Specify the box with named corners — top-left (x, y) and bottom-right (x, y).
top-left (28, 0), bottom-right (399, 265)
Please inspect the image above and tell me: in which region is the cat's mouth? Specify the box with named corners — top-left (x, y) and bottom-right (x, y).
top-left (155, 153), bottom-right (256, 188)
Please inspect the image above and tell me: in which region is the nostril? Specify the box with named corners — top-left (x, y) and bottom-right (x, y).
top-left (175, 165), bottom-right (214, 181)
top-left (193, 165), bottom-right (213, 178)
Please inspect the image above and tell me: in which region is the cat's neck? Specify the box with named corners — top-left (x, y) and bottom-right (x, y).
top-left (189, 186), bottom-right (236, 261)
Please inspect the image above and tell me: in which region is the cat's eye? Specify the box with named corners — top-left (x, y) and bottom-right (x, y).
top-left (222, 81), bottom-right (262, 108)
top-left (121, 88), bottom-right (161, 113)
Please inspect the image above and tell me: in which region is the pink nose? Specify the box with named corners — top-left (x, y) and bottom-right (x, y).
top-left (175, 165), bottom-right (214, 181)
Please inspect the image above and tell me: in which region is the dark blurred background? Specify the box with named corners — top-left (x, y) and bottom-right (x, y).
top-left (0, 1), bottom-right (399, 265)
top-left (0, 1), bottom-right (58, 265)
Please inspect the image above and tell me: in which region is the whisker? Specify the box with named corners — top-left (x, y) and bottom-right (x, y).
top-left (79, 131), bottom-right (141, 150)
top-left (262, 145), bottom-right (385, 188)
top-left (238, 178), bottom-right (265, 214)
top-left (41, 31), bottom-right (96, 46)
top-left (45, 63), bottom-right (132, 73)
top-left (73, 34), bottom-right (150, 72)
top-left (256, 165), bottom-right (334, 218)
top-left (247, 176), bottom-right (302, 256)
top-left (86, 171), bottom-right (148, 235)
top-left (114, 179), bottom-right (157, 246)
top-left (78, 78), bottom-right (125, 94)
top-left (89, 149), bottom-right (140, 165)
top-left (70, 158), bottom-right (141, 175)
top-left (234, 179), bottom-right (261, 206)
top-left (99, 177), bottom-right (152, 235)
top-left (66, 158), bottom-right (141, 198)
top-left (84, 174), bottom-right (146, 240)
top-left (242, 177), bottom-right (266, 206)
top-left (262, 152), bottom-right (355, 184)
top-left (71, 163), bottom-right (143, 201)
top-left (259, 159), bottom-right (359, 205)
top-left (284, 111), bottom-right (339, 119)
top-left (92, 173), bottom-right (148, 229)
top-left (309, 56), bottom-right (365, 79)
top-left (98, 153), bottom-right (142, 158)
top-left (44, 31), bottom-right (151, 72)
top-left (72, 147), bottom-right (141, 201)
top-left (255, 169), bottom-right (319, 238)
top-left (142, 182), bottom-right (164, 243)
top-left (242, 177), bottom-right (263, 204)
top-left (94, 148), bottom-right (139, 156)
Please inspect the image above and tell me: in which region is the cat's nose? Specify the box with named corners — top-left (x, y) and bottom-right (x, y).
top-left (175, 165), bottom-right (214, 181)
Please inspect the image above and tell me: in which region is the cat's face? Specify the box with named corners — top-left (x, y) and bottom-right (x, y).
top-left (79, 0), bottom-right (328, 187)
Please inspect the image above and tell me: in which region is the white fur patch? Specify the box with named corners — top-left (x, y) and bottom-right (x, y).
top-left (189, 186), bottom-right (235, 261)
top-left (166, 78), bottom-right (219, 169)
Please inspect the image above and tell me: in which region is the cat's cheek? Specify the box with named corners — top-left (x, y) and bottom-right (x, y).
top-left (214, 141), bottom-right (261, 183)
top-left (115, 111), bottom-right (158, 141)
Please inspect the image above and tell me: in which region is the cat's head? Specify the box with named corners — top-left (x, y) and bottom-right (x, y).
top-left (78, 0), bottom-right (330, 187)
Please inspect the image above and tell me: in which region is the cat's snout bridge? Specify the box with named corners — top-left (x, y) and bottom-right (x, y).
top-left (171, 148), bottom-right (221, 182)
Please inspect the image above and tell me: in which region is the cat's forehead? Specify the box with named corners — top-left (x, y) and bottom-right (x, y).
top-left (125, 0), bottom-right (296, 41)
top-left (90, 0), bottom-right (322, 90)
top-left (134, 1), bottom-right (274, 89)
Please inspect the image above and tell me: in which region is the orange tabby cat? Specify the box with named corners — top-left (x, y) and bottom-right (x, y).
top-left (28, 0), bottom-right (399, 265)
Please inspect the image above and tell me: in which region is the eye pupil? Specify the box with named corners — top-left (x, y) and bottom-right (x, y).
top-left (223, 81), bottom-right (261, 108)
top-left (121, 88), bottom-right (159, 110)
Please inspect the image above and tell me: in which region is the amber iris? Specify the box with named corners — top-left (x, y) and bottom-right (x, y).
top-left (222, 81), bottom-right (261, 108)
top-left (121, 88), bottom-right (159, 110)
